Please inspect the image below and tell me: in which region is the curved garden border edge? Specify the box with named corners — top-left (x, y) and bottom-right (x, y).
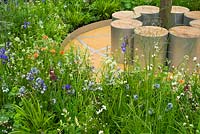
top-left (61, 19), bottom-right (112, 46)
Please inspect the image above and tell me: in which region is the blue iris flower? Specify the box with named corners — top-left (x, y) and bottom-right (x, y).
top-left (0, 47), bottom-right (9, 64)
top-left (23, 21), bottom-right (30, 29)
top-left (36, 77), bottom-right (44, 85)
top-left (30, 67), bottom-right (39, 75)
top-left (63, 84), bottom-right (71, 90)
top-left (26, 68), bottom-right (39, 81)
top-left (165, 103), bottom-right (173, 112)
top-left (35, 77), bottom-right (47, 93)
top-left (0, 54), bottom-right (8, 60)
top-left (167, 103), bottom-right (173, 109)
top-left (154, 83), bottom-right (160, 89)
top-left (26, 72), bottom-right (34, 81)
top-left (133, 94), bottom-right (139, 101)
top-left (0, 48), bottom-right (6, 54)
top-left (19, 86), bottom-right (26, 95)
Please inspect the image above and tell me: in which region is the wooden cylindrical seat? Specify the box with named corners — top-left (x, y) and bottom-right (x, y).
top-left (134, 26), bottom-right (168, 68)
top-left (133, 5), bottom-right (160, 26)
top-left (111, 19), bottom-right (142, 63)
top-left (169, 26), bottom-right (200, 71)
top-left (112, 11), bottom-right (141, 21)
top-left (190, 19), bottom-right (200, 29)
top-left (184, 11), bottom-right (200, 25)
top-left (170, 6), bottom-right (189, 27)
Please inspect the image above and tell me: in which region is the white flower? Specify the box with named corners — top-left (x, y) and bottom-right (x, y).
top-left (75, 116), bottom-right (80, 127)
top-left (193, 57), bottom-right (197, 62)
top-left (154, 45), bottom-right (159, 49)
top-left (147, 65), bottom-right (152, 70)
top-left (185, 115), bottom-right (188, 119)
top-left (96, 105), bottom-right (107, 115)
top-left (82, 87), bottom-right (87, 91)
top-left (102, 105), bottom-right (106, 110)
top-left (176, 96), bottom-right (180, 100)
top-left (14, 37), bottom-right (20, 42)
top-left (21, 75), bottom-right (26, 79)
top-left (171, 81), bottom-right (177, 86)
top-left (39, 20), bottom-right (44, 28)
top-left (183, 122), bottom-right (187, 126)
top-left (189, 124), bottom-right (194, 127)
top-left (96, 109), bottom-right (103, 115)
top-left (97, 86), bottom-right (103, 91)
top-left (1, 130), bottom-right (8, 133)
top-left (2, 83), bottom-right (9, 93)
top-left (152, 54), bottom-right (156, 58)
top-left (98, 130), bottom-right (104, 134)
top-left (180, 93), bottom-right (185, 96)
top-left (52, 98), bottom-right (56, 104)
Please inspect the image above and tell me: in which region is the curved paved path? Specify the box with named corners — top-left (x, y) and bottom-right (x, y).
top-left (64, 26), bottom-right (112, 69)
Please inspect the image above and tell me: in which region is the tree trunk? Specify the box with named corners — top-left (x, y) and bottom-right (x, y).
top-left (160, 0), bottom-right (172, 29)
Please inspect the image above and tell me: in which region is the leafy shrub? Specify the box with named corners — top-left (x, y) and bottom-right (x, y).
top-left (90, 0), bottom-right (121, 20)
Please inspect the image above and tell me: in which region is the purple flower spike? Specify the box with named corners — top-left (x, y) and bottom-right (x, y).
top-left (121, 35), bottom-right (129, 53)
top-left (121, 42), bottom-right (127, 53)
top-left (121, 46), bottom-right (126, 53)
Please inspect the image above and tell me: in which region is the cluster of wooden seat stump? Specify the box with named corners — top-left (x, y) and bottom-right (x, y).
top-left (111, 5), bottom-right (200, 71)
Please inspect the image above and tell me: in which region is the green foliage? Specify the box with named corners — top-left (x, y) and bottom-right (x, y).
top-left (173, 0), bottom-right (200, 10)
top-left (0, 104), bottom-right (15, 132)
top-left (121, 0), bottom-right (159, 10)
top-left (120, 0), bottom-right (200, 10)
top-left (90, 0), bottom-right (121, 20)
top-left (0, 0), bottom-right (115, 42)
top-left (64, 9), bottom-right (91, 31)
top-left (11, 96), bottom-right (55, 133)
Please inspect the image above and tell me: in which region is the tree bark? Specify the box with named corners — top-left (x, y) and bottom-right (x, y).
top-left (160, 0), bottom-right (172, 29)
